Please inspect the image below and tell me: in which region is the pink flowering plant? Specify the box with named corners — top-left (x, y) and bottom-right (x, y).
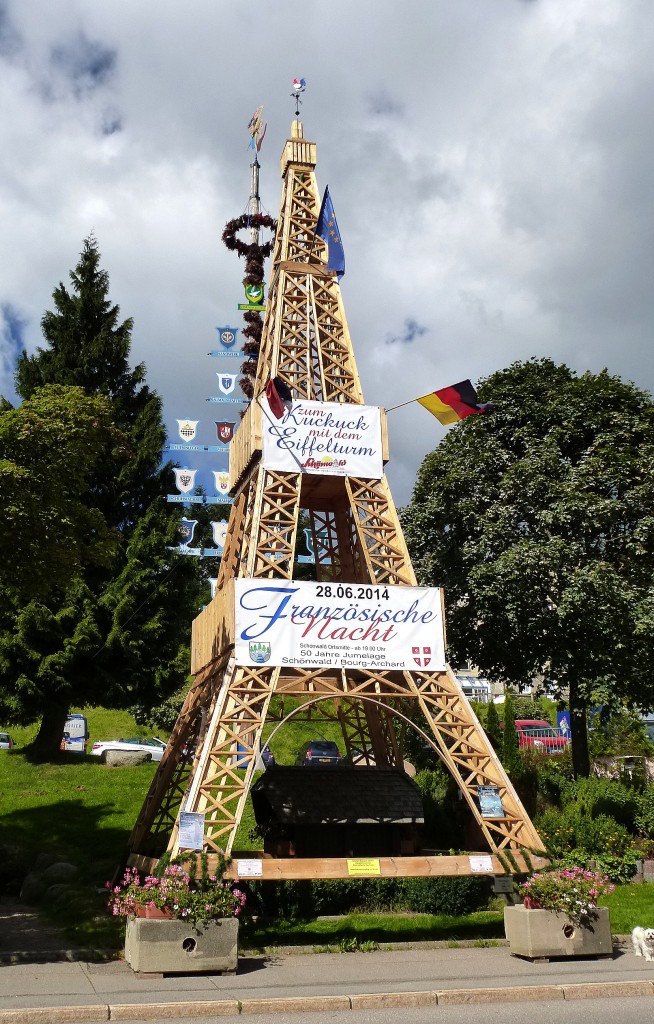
top-left (520, 866), bottom-right (614, 923)
top-left (106, 854), bottom-right (246, 927)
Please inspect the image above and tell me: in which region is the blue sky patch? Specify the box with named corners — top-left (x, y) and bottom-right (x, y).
top-left (386, 317), bottom-right (428, 346)
top-left (50, 32), bottom-right (117, 97)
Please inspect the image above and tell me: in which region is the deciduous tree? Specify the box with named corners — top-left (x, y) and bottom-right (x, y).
top-left (403, 358), bottom-right (654, 777)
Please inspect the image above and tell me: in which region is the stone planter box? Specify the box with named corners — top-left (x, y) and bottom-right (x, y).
top-left (504, 905), bottom-right (613, 960)
top-left (125, 917), bottom-right (238, 974)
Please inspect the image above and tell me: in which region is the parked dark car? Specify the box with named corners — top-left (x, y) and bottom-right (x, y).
top-left (295, 740), bottom-right (341, 766)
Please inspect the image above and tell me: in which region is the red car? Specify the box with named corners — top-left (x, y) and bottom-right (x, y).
top-left (511, 719), bottom-right (569, 754)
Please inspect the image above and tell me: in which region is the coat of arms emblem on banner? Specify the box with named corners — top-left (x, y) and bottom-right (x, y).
top-left (217, 373), bottom-right (237, 395)
top-left (179, 517), bottom-right (198, 545)
top-left (213, 471), bottom-right (230, 494)
top-left (176, 419), bottom-right (198, 443)
top-left (211, 521), bottom-right (228, 549)
top-left (215, 421), bottom-right (235, 443)
top-left (412, 646), bottom-right (432, 667)
top-left (174, 468), bottom-right (197, 494)
top-left (249, 642), bottom-right (271, 664)
top-left (216, 326), bottom-right (238, 348)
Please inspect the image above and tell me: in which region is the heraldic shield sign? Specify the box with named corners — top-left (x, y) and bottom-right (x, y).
top-left (215, 421), bottom-right (235, 443)
top-left (174, 468), bottom-right (197, 494)
top-left (211, 521), bottom-right (228, 549)
top-left (216, 326), bottom-right (238, 349)
top-left (179, 517), bottom-right (198, 546)
top-left (177, 419), bottom-right (199, 443)
top-left (213, 471), bottom-right (230, 495)
top-left (217, 373), bottom-right (237, 396)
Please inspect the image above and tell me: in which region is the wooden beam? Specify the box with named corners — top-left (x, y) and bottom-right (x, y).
top-left (219, 854), bottom-right (549, 879)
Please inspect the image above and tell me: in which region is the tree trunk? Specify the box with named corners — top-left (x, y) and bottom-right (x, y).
top-left (30, 703), bottom-right (69, 760)
top-left (569, 681), bottom-right (590, 778)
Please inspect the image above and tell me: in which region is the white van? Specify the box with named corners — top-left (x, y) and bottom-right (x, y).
top-left (61, 714), bottom-right (89, 754)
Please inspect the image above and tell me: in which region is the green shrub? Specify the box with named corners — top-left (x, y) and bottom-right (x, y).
top-left (414, 767), bottom-right (466, 850)
top-left (501, 692), bottom-right (520, 775)
top-left (534, 808), bottom-right (578, 857)
top-left (242, 875), bottom-right (490, 920)
top-left (635, 786), bottom-right (654, 841)
top-left (589, 710), bottom-right (654, 760)
top-left (560, 777), bottom-right (638, 830)
top-left (483, 702), bottom-right (502, 751)
top-left (395, 876), bottom-right (489, 916)
top-left (510, 696), bottom-right (557, 724)
top-left (579, 814), bottom-right (633, 857)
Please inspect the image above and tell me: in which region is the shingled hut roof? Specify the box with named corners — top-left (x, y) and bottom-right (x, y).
top-left (251, 766), bottom-right (424, 826)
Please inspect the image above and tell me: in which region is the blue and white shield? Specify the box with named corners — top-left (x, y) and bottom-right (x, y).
top-left (179, 517), bottom-right (198, 546)
top-left (213, 471), bottom-right (230, 495)
top-left (211, 521), bottom-right (228, 550)
top-left (216, 326), bottom-right (238, 349)
top-left (177, 419), bottom-right (199, 443)
top-left (217, 373), bottom-right (237, 396)
top-left (174, 468), bottom-right (197, 494)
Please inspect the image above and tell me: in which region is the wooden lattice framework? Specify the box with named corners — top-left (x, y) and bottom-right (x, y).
top-left (128, 120), bottom-right (546, 878)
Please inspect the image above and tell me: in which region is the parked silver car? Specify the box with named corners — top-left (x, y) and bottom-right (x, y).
top-left (0, 731), bottom-right (16, 750)
top-left (89, 737), bottom-right (166, 762)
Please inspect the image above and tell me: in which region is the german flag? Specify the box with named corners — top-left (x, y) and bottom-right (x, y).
top-left (417, 380), bottom-right (495, 425)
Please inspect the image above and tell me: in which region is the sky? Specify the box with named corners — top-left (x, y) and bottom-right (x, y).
top-left (1, 0), bottom-right (653, 504)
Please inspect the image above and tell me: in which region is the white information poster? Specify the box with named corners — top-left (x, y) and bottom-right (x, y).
top-left (262, 399), bottom-right (383, 479)
top-left (237, 859), bottom-right (264, 877)
top-left (469, 855), bottom-right (494, 872)
top-left (234, 579), bottom-right (445, 671)
top-left (178, 811), bottom-right (205, 850)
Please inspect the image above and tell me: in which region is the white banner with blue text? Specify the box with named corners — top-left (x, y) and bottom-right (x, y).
top-left (262, 399), bottom-right (383, 478)
top-left (234, 579), bottom-right (445, 670)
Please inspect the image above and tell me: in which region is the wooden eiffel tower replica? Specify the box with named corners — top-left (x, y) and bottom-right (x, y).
top-left (128, 120), bottom-right (546, 879)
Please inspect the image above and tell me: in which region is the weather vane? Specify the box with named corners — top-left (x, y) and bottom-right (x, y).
top-left (291, 77), bottom-right (306, 117)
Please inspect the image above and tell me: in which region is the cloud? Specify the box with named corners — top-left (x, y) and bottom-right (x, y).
top-left (366, 89), bottom-right (405, 118)
top-left (386, 318), bottom-right (429, 346)
top-left (0, 0), bottom-right (652, 507)
top-left (0, 0), bottom-right (21, 57)
top-left (49, 31), bottom-right (117, 99)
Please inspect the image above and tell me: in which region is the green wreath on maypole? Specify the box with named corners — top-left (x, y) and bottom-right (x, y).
top-left (222, 213), bottom-right (276, 400)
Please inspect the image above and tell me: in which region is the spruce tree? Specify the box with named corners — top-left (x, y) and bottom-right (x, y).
top-left (1, 237), bottom-right (202, 757)
top-left (501, 692), bottom-right (521, 775)
top-left (484, 700), bottom-right (503, 753)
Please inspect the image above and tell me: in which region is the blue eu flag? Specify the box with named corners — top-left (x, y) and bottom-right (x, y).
top-left (315, 186), bottom-right (345, 279)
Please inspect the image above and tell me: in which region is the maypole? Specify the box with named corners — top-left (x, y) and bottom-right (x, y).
top-left (222, 107), bottom-right (276, 400)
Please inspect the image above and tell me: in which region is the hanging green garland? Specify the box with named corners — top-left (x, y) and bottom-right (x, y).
top-left (222, 214), bottom-right (276, 262)
top-left (222, 214), bottom-right (277, 400)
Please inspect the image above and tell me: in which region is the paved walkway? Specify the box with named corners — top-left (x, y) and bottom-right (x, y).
top-left (2, 900), bottom-right (654, 1022)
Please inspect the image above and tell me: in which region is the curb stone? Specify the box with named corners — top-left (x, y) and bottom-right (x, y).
top-left (1, 979), bottom-right (654, 1023)
top-left (0, 935), bottom-right (633, 963)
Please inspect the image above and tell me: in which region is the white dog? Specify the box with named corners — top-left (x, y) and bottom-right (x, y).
top-left (632, 927), bottom-right (654, 961)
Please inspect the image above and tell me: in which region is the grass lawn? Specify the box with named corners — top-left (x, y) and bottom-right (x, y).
top-left (241, 911), bottom-right (505, 950)
top-left (1, 706), bottom-right (159, 950)
top-left (601, 883), bottom-right (654, 933)
top-left (4, 704), bottom-right (654, 952)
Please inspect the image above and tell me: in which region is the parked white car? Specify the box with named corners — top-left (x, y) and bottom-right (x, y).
top-left (0, 731), bottom-right (16, 750)
top-left (89, 737), bottom-right (167, 762)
